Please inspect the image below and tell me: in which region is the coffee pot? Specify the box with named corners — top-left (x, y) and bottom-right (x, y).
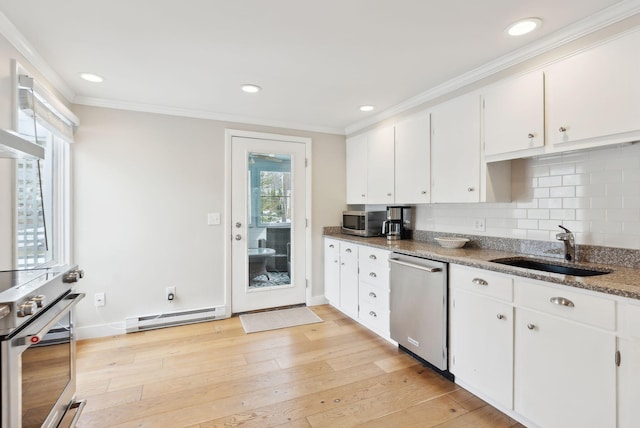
top-left (382, 206), bottom-right (411, 240)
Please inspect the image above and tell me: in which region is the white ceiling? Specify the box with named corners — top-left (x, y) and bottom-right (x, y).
top-left (0, 0), bottom-right (636, 134)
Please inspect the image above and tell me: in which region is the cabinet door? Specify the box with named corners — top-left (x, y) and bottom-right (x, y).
top-left (546, 30), bottom-right (640, 147)
top-left (395, 112), bottom-right (430, 203)
top-left (366, 126), bottom-right (395, 204)
top-left (431, 93), bottom-right (481, 203)
top-left (482, 71), bottom-right (544, 157)
top-left (618, 338), bottom-right (640, 427)
top-left (346, 133), bottom-right (368, 204)
top-left (323, 239), bottom-right (340, 306)
top-left (450, 289), bottom-right (513, 409)
top-left (515, 308), bottom-right (616, 428)
top-left (339, 244), bottom-right (359, 319)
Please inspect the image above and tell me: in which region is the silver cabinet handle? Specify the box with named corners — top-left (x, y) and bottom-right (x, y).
top-left (361, 194), bottom-right (366, 198)
top-left (369, 311), bottom-right (377, 318)
top-left (421, 190), bottom-right (427, 194)
top-left (389, 258), bottom-right (442, 273)
top-left (334, 260), bottom-right (339, 264)
top-left (369, 254), bottom-right (377, 260)
top-left (527, 133), bottom-right (534, 138)
top-left (550, 297), bottom-right (574, 307)
top-left (345, 248), bottom-right (352, 253)
top-left (234, 234), bottom-right (242, 241)
top-left (472, 278), bottom-right (488, 286)
top-left (559, 126), bottom-right (567, 132)
top-left (369, 272), bottom-right (377, 278)
top-left (527, 323), bottom-right (536, 330)
top-left (369, 292), bottom-right (377, 298)
top-left (468, 187), bottom-right (475, 192)
top-left (329, 244), bottom-right (335, 248)
top-left (497, 314), bottom-right (505, 320)
top-left (387, 192), bottom-right (392, 197)
top-left (235, 222), bottom-right (242, 228)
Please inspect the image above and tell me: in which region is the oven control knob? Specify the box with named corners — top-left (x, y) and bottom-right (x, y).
top-left (17, 301), bottom-right (37, 317)
top-left (63, 269), bottom-right (85, 283)
top-left (33, 295), bottom-right (46, 308)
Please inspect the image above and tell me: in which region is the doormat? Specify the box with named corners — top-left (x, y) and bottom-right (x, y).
top-left (239, 307), bottom-right (323, 334)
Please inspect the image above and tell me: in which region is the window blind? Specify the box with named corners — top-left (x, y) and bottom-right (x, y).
top-left (18, 74), bottom-right (79, 142)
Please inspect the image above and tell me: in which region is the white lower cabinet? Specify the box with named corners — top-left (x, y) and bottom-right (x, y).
top-left (617, 302), bottom-right (640, 427)
top-left (449, 265), bottom-right (514, 410)
top-left (323, 238), bottom-right (391, 338)
top-left (514, 307), bottom-right (616, 428)
top-left (449, 264), bottom-right (621, 428)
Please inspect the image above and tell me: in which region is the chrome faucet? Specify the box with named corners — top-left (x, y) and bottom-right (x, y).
top-left (556, 225), bottom-right (576, 262)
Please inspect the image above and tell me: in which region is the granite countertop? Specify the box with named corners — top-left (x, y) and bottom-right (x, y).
top-left (324, 232), bottom-right (640, 301)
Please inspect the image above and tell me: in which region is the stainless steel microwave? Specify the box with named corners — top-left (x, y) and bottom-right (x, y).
top-left (342, 210), bottom-right (386, 237)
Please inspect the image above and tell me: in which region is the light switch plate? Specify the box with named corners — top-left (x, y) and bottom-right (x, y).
top-left (207, 212), bottom-right (221, 225)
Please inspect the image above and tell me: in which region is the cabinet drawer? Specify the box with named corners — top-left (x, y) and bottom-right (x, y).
top-left (359, 301), bottom-right (389, 334)
top-left (359, 281), bottom-right (389, 311)
top-left (324, 238), bottom-right (340, 255)
top-left (340, 243), bottom-right (359, 260)
top-left (450, 265), bottom-right (513, 302)
top-left (514, 280), bottom-right (615, 330)
top-left (358, 261), bottom-right (389, 288)
top-left (358, 246), bottom-right (390, 266)
top-left (617, 301), bottom-right (640, 340)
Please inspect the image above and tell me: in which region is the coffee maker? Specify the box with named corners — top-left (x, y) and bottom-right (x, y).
top-left (382, 206), bottom-right (412, 240)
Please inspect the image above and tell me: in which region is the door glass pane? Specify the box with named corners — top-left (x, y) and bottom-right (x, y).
top-left (247, 153), bottom-right (292, 289)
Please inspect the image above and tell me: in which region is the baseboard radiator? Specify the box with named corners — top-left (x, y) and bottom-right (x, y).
top-left (125, 306), bottom-right (226, 333)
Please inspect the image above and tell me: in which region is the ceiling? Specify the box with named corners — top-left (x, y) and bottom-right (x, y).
top-left (0, 0), bottom-right (635, 134)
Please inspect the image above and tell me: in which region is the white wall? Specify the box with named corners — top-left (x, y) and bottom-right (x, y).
top-left (415, 143), bottom-right (640, 249)
top-left (72, 105), bottom-right (345, 338)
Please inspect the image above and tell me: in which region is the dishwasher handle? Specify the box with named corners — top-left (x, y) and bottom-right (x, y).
top-left (389, 258), bottom-right (442, 273)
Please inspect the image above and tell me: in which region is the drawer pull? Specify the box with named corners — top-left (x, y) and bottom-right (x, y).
top-left (497, 314), bottom-right (505, 320)
top-left (329, 244), bottom-right (335, 248)
top-left (345, 248), bottom-right (352, 253)
top-left (369, 272), bottom-right (377, 278)
top-left (527, 323), bottom-right (536, 330)
top-left (550, 297), bottom-right (574, 307)
top-left (472, 278), bottom-right (488, 286)
top-left (369, 311), bottom-right (377, 318)
top-left (369, 254), bottom-right (377, 260)
top-left (369, 292), bottom-right (377, 299)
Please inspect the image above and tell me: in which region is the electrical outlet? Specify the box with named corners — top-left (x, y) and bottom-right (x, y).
top-left (166, 286), bottom-right (176, 301)
top-left (473, 218), bottom-right (486, 232)
top-left (94, 292), bottom-right (105, 307)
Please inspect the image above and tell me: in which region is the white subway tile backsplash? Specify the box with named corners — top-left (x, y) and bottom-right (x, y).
top-left (413, 144), bottom-right (640, 250)
top-left (538, 176), bottom-right (563, 187)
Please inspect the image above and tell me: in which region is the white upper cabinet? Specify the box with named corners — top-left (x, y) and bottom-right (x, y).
top-left (546, 30), bottom-right (640, 149)
top-left (345, 133), bottom-right (368, 204)
top-left (366, 125), bottom-right (395, 204)
top-left (395, 112), bottom-right (430, 204)
top-left (482, 71), bottom-right (545, 160)
top-left (431, 92), bottom-right (481, 203)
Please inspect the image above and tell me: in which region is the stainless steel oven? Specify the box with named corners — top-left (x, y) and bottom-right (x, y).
top-left (0, 266), bottom-right (85, 428)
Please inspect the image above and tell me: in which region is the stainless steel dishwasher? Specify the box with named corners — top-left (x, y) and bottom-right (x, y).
top-left (389, 252), bottom-right (448, 372)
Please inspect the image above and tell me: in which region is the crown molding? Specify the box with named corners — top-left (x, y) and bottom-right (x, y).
top-left (73, 96), bottom-right (346, 136)
top-left (344, 0), bottom-right (640, 135)
top-left (0, 10), bottom-right (76, 102)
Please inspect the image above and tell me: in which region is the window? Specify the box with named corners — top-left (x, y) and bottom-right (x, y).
top-left (12, 65), bottom-right (77, 269)
top-left (247, 153), bottom-right (292, 227)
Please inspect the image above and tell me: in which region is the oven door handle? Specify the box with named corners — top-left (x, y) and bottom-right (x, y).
top-left (13, 293), bottom-right (85, 348)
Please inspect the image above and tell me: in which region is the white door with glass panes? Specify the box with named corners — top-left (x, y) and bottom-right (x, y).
top-left (231, 136), bottom-right (307, 313)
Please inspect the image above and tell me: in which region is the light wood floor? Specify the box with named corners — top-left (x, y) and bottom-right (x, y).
top-left (75, 305), bottom-right (524, 427)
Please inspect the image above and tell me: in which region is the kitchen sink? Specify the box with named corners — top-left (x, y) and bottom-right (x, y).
top-left (490, 257), bottom-right (612, 277)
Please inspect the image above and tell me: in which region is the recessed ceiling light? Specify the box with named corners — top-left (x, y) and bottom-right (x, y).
top-left (360, 105), bottom-right (375, 112)
top-left (241, 84), bottom-right (261, 93)
top-left (79, 72), bottom-right (104, 83)
top-left (506, 18), bottom-right (542, 36)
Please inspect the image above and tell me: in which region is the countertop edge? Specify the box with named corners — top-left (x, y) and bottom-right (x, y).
top-left (324, 233), bottom-right (640, 301)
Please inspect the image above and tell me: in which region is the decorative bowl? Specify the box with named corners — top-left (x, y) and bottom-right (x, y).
top-left (434, 237), bottom-right (470, 249)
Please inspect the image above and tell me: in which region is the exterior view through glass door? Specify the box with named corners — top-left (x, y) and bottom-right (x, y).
top-left (231, 136), bottom-right (306, 313)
